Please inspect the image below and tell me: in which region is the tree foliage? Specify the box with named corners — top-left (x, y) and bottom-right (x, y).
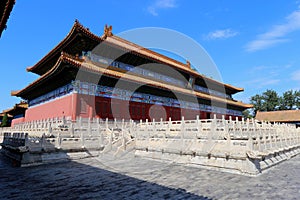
top-left (242, 109), bottom-right (253, 119)
top-left (250, 89), bottom-right (300, 115)
top-left (262, 89), bottom-right (279, 111)
top-left (250, 94), bottom-right (263, 115)
top-left (0, 112), bottom-right (8, 127)
top-left (279, 90), bottom-right (294, 110)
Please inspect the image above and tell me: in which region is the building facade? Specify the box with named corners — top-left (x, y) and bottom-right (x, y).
top-left (11, 20), bottom-right (252, 124)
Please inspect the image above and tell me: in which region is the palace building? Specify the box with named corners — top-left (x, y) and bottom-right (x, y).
top-left (11, 20), bottom-right (252, 125)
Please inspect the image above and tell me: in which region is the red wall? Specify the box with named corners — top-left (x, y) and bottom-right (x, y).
top-left (22, 93), bottom-right (241, 123)
top-left (88, 95), bottom-right (240, 121)
top-left (24, 94), bottom-right (77, 122)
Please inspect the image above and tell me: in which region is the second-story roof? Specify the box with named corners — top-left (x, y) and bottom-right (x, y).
top-left (26, 20), bottom-right (102, 75)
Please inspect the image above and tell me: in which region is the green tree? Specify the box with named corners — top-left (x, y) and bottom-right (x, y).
top-left (250, 94), bottom-right (264, 115)
top-left (250, 89), bottom-right (300, 115)
top-left (250, 89), bottom-right (280, 115)
top-left (242, 109), bottom-right (253, 119)
top-left (294, 90), bottom-right (300, 109)
top-left (261, 89), bottom-right (279, 111)
top-left (0, 113), bottom-right (8, 127)
top-left (279, 90), bottom-right (295, 110)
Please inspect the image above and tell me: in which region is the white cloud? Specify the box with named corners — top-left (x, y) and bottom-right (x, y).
top-left (291, 70), bottom-right (300, 81)
top-left (204, 29), bottom-right (238, 40)
top-left (242, 63), bottom-right (295, 89)
top-left (245, 8), bottom-right (300, 52)
top-left (147, 0), bottom-right (177, 16)
top-left (249, 64), bottom-right (292, 75)
top-left (261, 79), bottom-right (281, 86)
top-left (245, 39), bottom-right (288, 52)
top-left (245, 77), bottom-right (280, 88)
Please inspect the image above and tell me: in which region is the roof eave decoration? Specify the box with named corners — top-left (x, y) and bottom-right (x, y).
top-left (102, 24), bottom-right (113, 39)
top-left (0, 0), bottom-right (15, 37)
top-left (186, 60), bottom-right (191, 69)
top-left (14, 52), bottom-right (83, 98)
top-left (26, 19), bottom-right (102, 74)
top-left (11, 90), bottom-right (20, 96)
top-left (224, 84), bottom-right (244, 92)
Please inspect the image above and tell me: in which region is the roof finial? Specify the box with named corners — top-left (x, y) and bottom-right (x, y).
top-left (104, 24), bottom-right (113, 38)
top-left (186, 60), bottom-right (191, 68)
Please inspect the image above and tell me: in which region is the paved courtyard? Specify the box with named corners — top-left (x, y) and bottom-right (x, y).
top-left (0, 151), bottom-right (299, 200)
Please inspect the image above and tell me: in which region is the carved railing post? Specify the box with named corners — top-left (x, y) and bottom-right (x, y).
top-left (135, 119), bottom-right (140, 139)
top-left (79, 117), bottom-right (82, 132)
top-left (121, 119), bottom-right (126, 150)
top-left (267, 122), bottom-right (272, 150)
top-left (105, 118), bottom-right (109, 134)
top-left (70, 122), bottom-right (74, 138)
top-left (153, 118), bottom-right (156, 137)
top-left (160, 118), bottom-right (165, 139)
top-left (97, 118), bottom-right (103, 146)
top-left (196, 115), bottom-right (200, 139)
top-left (211, 114), bottom-right (217, 140)
top-left (146, 119), bottom-right (149, 142)
top-left (167, 117), bottom-right (171, 138)
top-left (57, 132), bottom-right (61, 149)
top-left (106, 118), bottom-right (112, 151)
top-left (81, 126), bottom-right (85, 148)
top-left (181, 116), bottom-right (185, 150)
top-left (88, 117), bottom-right (91, 137)
top-left (48, 122), bottom-right (52, 137)
top-left (114, 118), bottom-right (117, 129)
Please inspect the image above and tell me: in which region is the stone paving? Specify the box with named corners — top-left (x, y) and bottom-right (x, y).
top-left (0, 151), bottom-right (299, 200)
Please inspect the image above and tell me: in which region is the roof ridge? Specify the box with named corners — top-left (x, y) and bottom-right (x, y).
top-left (13, 53), bottom-right (83, 97)
top-left (111, 34), bottom-right (187, 66)
top-left (26, 20), bottom-right (102, 73)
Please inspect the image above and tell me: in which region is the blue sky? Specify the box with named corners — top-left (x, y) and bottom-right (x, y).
top-left (1, 0), bottom-right (300, 111)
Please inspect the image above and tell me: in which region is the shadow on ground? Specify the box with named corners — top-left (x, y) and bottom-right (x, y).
top-left (0, 154), bottom-right (210, 200)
